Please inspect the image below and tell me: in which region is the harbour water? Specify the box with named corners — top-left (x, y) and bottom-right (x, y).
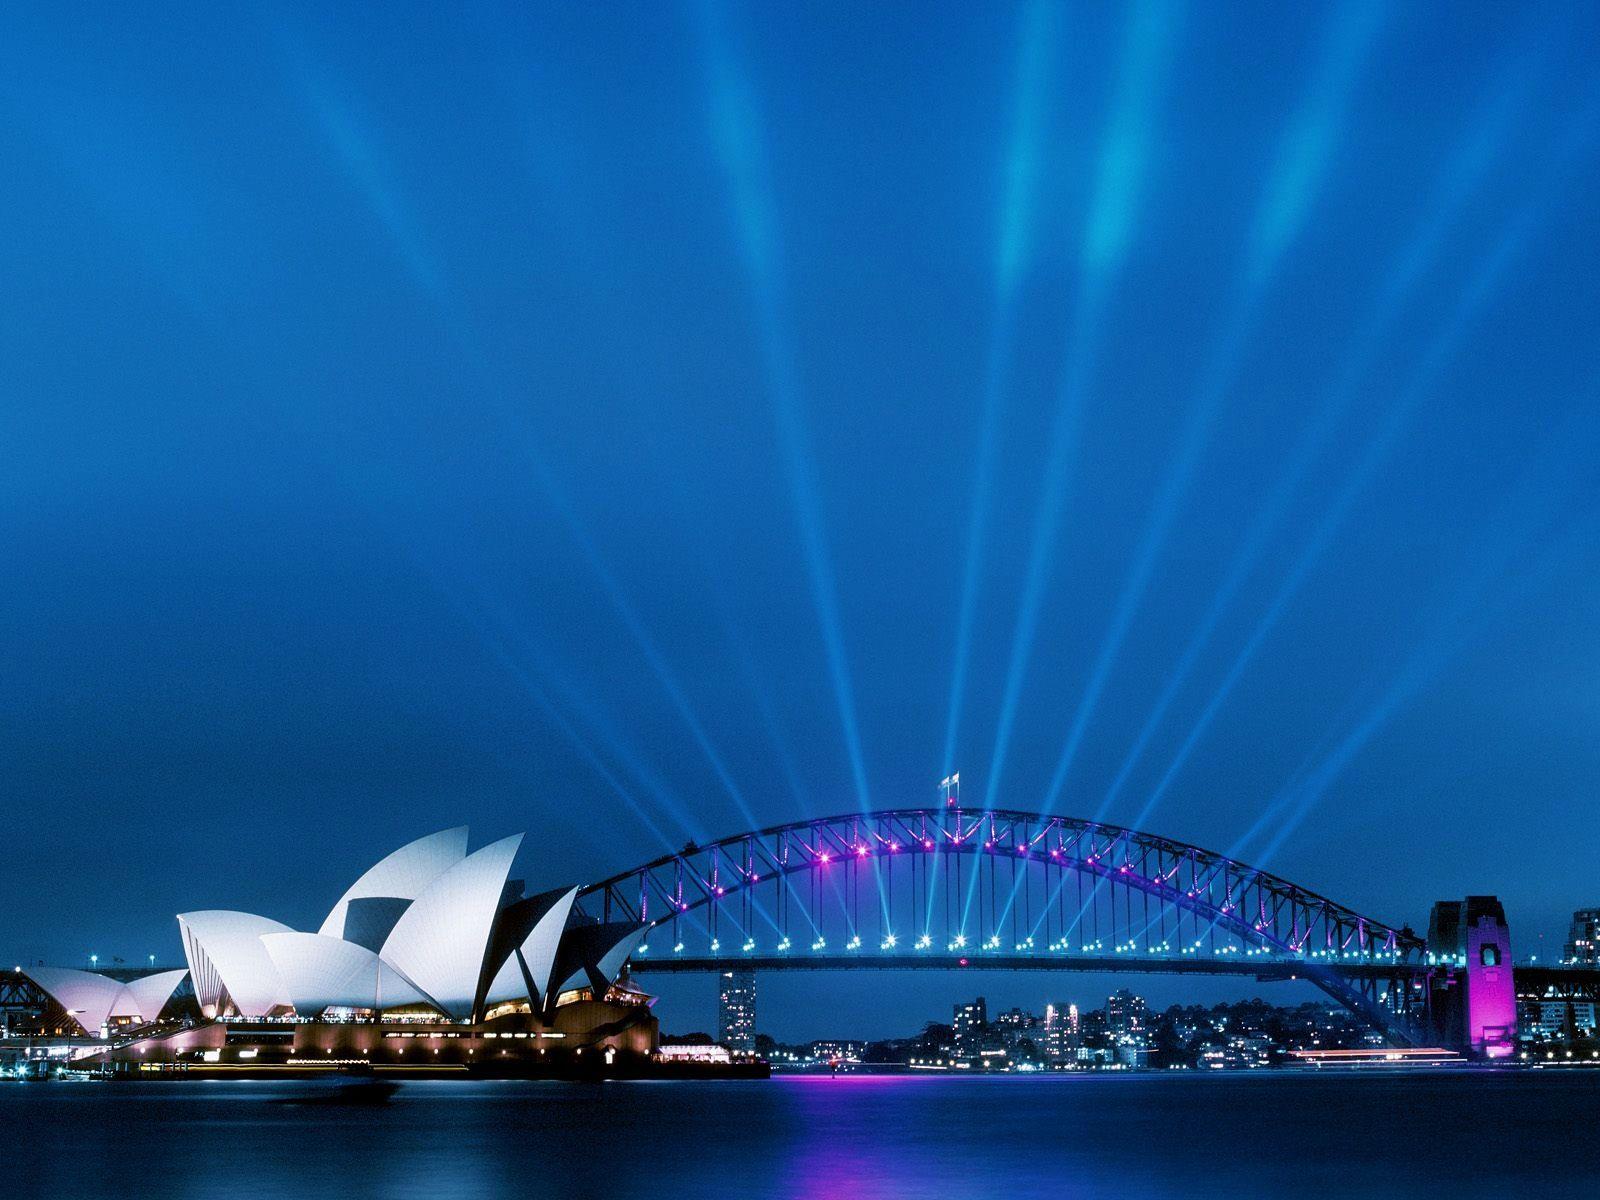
top-left (8, 1072), bottom-right (1599, 1199)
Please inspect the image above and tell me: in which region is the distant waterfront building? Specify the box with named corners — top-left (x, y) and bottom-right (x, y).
top-left (991, 1006), bottom-right (1034, 1047)
top-left (985, 1004), bottom-right (1036, 1036)
top-left (1518, 998), bottom-right (1598, 1042)
top-left (1043, 1003), bottom-right (1079, 1062)
top-left (718, 968), bottom-right (757, 1052)
top-left (1228, 1035), bottom-right (1272, 1068)
top-left (1106, 989), bottom-right (1147, 1044)
top-left (1114, 1042), bottom-right (1149, 1069)
top-left (655, 1041), bottom-right (731, 1064)
top-left (1563, 910), bottom-right (1600, 965)
top-left (809, 1039), bottom-right (865, 1063)
top-left (953, 996), bottom-right (987, 1058)
top-left (992, 1006), bottom-right (1034, 1032)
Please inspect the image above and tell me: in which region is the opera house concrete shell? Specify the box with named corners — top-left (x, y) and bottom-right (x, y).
top-left (23, 826), bottom-right (772, 1080)
top-left (377, 833), bottom-right (524, 1019)
top-left (21, 966), bottom-right (188, 1036)
top-left (178, 911), bottom-right (293, 1018)
top-left (259, 933), bottom-right (433, 1016)
top-left (174, 827), bottom-right (646, 1025)
top-left (318, 825), bottom-right (468, 948)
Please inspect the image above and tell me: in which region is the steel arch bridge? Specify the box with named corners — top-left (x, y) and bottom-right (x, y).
top-left (576, 807), bottom-right (1433, 1041)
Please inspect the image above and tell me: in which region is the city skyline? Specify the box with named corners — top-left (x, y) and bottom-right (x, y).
top-left (689, 982), bottom-right (1599, 1070)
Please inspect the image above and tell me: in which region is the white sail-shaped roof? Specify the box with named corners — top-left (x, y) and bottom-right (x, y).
top-left (380, 833), bottom-right (523, 1019)
top-left (319, 826), bottom-right (469, 943)
top-left (25, 967), bottom-right (127, 1035)
top-left (593, 926), bottom-right (647, 991)
top-left (122, 969), bottom-right (189, 1022)
top-left (483, 886), bottom-right (579, 1007)
top-left (178, 911), bottom-right (293, 1017)
top-left (260, 932), bottom-right (436, 1017)
top-left (553, 922), bottom-right (648, 997)
top-left (107, 986), bottom-right (144, 1023)
top-left (23, 967), bottom-right (190, 1034)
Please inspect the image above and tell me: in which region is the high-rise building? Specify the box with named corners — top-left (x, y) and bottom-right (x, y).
top-left (1043, 1002), bottom-right (1080, 1061)
top-left (953, 996), bottom-right (987, 1057)
top-left (1564, 910), bottom-right (1600, 965)
top-left (717, 968), bottom-right (756, 1052)
top-left (1106, 989), bottom-right (1147, 1045)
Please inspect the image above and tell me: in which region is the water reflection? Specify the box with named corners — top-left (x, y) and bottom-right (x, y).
top-left (10, 1075), bottom-right (1600, 1200)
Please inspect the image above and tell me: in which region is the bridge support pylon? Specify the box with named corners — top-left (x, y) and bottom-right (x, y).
top-left (1426, 897), bottom-right (1517, 1057)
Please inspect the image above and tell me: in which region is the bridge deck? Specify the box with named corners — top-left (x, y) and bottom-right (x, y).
top-left (628, 953), bottom-right (1424, 981)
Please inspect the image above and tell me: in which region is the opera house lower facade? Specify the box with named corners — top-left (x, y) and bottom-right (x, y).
top-left (32, 828), bottom-right (676, 1078)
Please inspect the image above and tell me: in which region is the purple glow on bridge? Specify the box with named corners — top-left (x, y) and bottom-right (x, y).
top-left (577, 806), bottom-right (1457, 1045)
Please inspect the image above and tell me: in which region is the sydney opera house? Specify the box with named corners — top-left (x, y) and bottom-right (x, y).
top-left (16, 828), bottom-right (665, 1076)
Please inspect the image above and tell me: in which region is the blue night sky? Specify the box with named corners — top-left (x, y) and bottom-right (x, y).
top-left (3, 1), bottom-right (1599, 1039)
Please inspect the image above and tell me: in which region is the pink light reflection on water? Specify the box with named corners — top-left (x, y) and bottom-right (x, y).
top-left (776, 1075), bottom-right (1103, 1200)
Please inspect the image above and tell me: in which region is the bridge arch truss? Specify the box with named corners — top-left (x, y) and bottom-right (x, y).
top-left (579, 808), bottom-right (1423, 967)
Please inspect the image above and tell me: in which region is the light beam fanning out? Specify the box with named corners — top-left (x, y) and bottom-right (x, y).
top-left (1244, 393), bottom-right (1600, 869)
top-left (1098, 62), bottom-right (1532, 820)
top-left (1131, 101), bottom-right (1596, 825)
top-left (942, 0), bottom-right (1060, 777)
top-left (699, 0), bottom-right (872, 808)
top-left (533, 466), bottom-right (762, 833)
top-left (1038, 0), bottom-right (1386, 813)
top-left (289, 37), bottom-right (774, 840)
top-left (984, 0), bottom-right (1180, 809)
